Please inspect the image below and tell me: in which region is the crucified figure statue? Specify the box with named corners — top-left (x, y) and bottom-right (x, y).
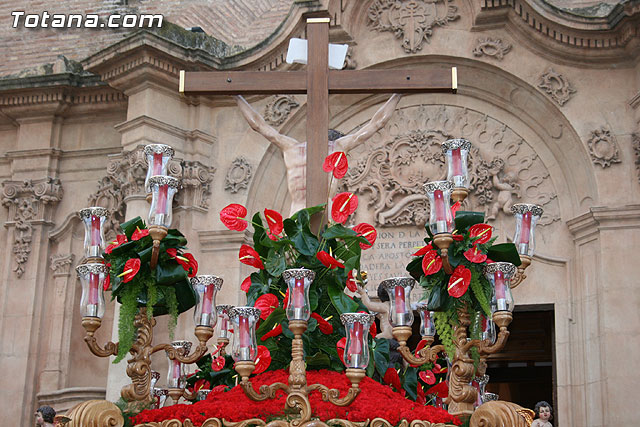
top-left (235, 94), bottom-right (402, 214)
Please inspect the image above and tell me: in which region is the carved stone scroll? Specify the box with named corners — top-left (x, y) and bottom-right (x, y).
top-left (472, 38), bottom-right (512, 60)
top-left (178, 160), bottom-right (215, 209)
top-left (50, 254), bottom-right (75, 277)
top-left (263, 95), bottom-right (299, 126)
top-left (367, 0), bottom-right (460, 53)
top-left (2, 177), bottom-right (63, 277)
top-left (225, 157), bottom-right (253, 194)
top-left (633, 133), bottom-right (640, 182)
top-left (537, 68), bottom-right (576, 106)
top-left (340, 105), bottom-right (560, 227)
top-left (587, 126), bottom-right (621, 168)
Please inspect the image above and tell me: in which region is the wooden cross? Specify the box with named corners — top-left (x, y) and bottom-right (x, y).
top-left (180, 17), bottom-right (457, 211)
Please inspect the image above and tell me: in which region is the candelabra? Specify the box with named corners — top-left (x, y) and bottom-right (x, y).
top-left (230, 268), bottom-right (374, 420)
top-left (381, 138), bottom-right (543, 420)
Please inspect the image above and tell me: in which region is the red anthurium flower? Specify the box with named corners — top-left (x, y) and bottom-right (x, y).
top-left (118, 258), bottom-right (141, 283)
top-left (211, 385), bottom-right (227, 394)
top-left (190, 378), bottom-right (211, 394)
top-left (253, 346), bottom-right (271, 374)
top-left (469, 223), bottom-right (492, 244)
top-left (416, 383), bottom-right (426, 405)
top-left (311, 313), bottom-right (334, 335)
top-left (433, 363), bottom-right (445, 374)
top-left (369, 321), bottom-right (377, 338)
top-left (346, 269), bottom-right (359, 292)
top-left (317, 250), bottom-right (345, 269)
top-left (254, 294), bottom-right (279, 320)
top-left (463, 245), bottom-right (487, 264)
top-left (131, 227), bottom-right (149, 241)
top-left (261, 324), bottom-right (283, 341)
top-left (422, 250), bottom-right (442, 276)
top-left (264, 208), bottom-right (283, 236)
top-left (282, 289), bottom-right (289, 309)
top-left (220, 203), bottom-right (248, 231)
top-left (448, 265), bottom-right (472, 298)
top-left (103, 263), bottom-right (111, 291)
top-left (415, 339), bottom-right (427, 357)
top-left (353, 223), bottom-right (377, 250)
top-left (486, 258), bottom-right (494, 264)
top-left (105, 234), bottom-right (127, 254)
top-left (452, 234), bottom-right (464, 241)
top-left (211, 356), bottom-right (225, 372)
top-left (181, 253), bottom-right (198, 277)
top-left (241, 276), bottom-right (252, 293)
top-left (419, 370), bottom-right (436, 385)
top-left (412, 244), bottom-right (433, 257)
top-left (323, 151), bottom-right (349, 179)
top-left (383, 367), bottom-right (402, 392)
top-left (239, 245), bottom-right (264, 269)
top-left (426, 381), bottom-right (449, 398)
top-left (331, 192), bottom-right (358, 224)
top-left (451, 201), bottom-right (461, 217)
top-left (336, 337), bottom-right (346, 364)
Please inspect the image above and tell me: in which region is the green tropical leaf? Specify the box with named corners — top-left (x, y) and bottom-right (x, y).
top-left (120, 216), bottom-right (145, 239)
top-left (156, 261), bottom-right (188, 286)
top-left (373, 338), bottom-right (390, 378)
top-left (487, 243), bottom-right (522, 266)
top-left (402, 367), bottom-right (418, 400)
top-left (322, 224), bottom-right (357, 239)
top-left (283, 218), bottom-right (319, 256)
top-left (290, 204), bottom-right (325, 222)
top-left (264, 250), bottom-right (287, 276)
top-left (327, 281), bottom-right (358, 314)
top-left (427, 284), bottom-right (443, 311)
top-left (407, 257), bottom-right (423, 280)
top-left (306, 352), bottom-right (331, 369)
top-left (256, 308), bottom-right (285, 337)
top-left (454, 211), bottom-right (485, 232)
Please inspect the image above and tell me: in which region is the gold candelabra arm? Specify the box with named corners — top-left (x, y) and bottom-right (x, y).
top-left (307, 368), bottom-right (365, 406)
top-left (510, 255), bottom-right (531, 289)
top-left (235, 360), bottom-right (290, 401)
top-left (82, 317), bottom-right (119, 357)
top-left (477, 311), bottom-right (512, 356)
top-left (432, 234), bottom-right (454, 275)
top-left (451, 187), bottom-right (469, 204)
top-left (217, 337), bottom-right (230, 357)
top-left (152, 326), bottom-right (213, 364)
top-left (393, 327), bottom-right (445, 366)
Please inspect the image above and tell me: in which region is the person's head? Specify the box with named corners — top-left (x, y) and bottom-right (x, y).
top-left (534, 401), bottom-right (552, 421)
top-left (377, 283), bottom-right (390, 302)
top-left (328, 129), bottom-right (345, 142)
top-left (35, 406), bottom-right (56, 425)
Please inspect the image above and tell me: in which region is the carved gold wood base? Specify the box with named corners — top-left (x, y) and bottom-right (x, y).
top-left (134, 418), bottom-right (458, 427)
top-left (469, 400), bottom-right (535, 427)
top-left (66, 399), bottom-right (124, 427)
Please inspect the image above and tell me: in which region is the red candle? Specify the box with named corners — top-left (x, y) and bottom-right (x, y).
top-left (89, 272), bottom-right (99, 305)
top-left (349, 322), bottom-right (363, 355)
top-left (434, 190), bottom-right (446, 222)
top-left (153, 152), bottom-right (163, 175)
top-left (239, 316), bottom-right (250, 348)
top-left (157, 184), bottom-right (168, 214)
top-left (451, 148), bottom-right (463, 176)
top-left (480, 314), bottom-right (488, 331)
top-left (202, 285), bottom-right (213, 315)
top-left (495, 271), bottom-right (506, 301)
top-left (220, 315), bottom-right (228, 332)
top-left (394, 286), bottom-right (406, 315)
top-left (293, 278), bottom-right (305, 308)
top-left (172, 359), bottom-right (181, 382)
top-left (519, 212), bottom-right (532, 245)
top-left (90, 215), bottom-right (101, 246)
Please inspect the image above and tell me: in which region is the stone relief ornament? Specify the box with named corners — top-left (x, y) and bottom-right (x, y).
top-left (587, 126), bottom-right (621, 168)
top-left (367, 0), bottom-right (460, 54)
top-left (633, 133), bottom-right (640, 183)
top-left (339, 105), bottom-right (560, 227)
top-left (225, 157), bottom-right (253, 194)
top-left (176, 160), bottom-right (215, 209)
top-left (537, 67), bottom-right (576, 106)
top-left (1, 177), bottom-right (63, 277)
top-left (50, 253), bottom-right (75, 276)
top-left (263, 95), bottom-right (300, 126)
top-left (343, 46), bottom-right (357, 70)
top-left (472, 38), bottom-right (512, 60)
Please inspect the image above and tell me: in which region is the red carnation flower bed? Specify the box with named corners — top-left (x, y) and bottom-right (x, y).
top-left (131, 369), bottom-right (461, 426)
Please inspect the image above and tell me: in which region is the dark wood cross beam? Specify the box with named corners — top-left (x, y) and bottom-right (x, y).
top-left (180, 17), bottom-right (457, 211)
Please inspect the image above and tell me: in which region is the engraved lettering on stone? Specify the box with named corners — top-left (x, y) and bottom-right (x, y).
top-left (225, 157), bottom-right (253, 194)
top-left (537, 68), bottom-right (576, 106)
top-left (587, 126), bottom-right (621, 168)
top-left (633, 133), bottom-right (640, 183)
top-left (2, 178), bottom-right (63, 277)
top-left (263, 95), bottom-right (300, 126)
top-left (368, 0), bottom-right (460, 54)
top-left (340, 105), bottom-right (560, 227)
top-left (472, 38), bottom-right (512, 60)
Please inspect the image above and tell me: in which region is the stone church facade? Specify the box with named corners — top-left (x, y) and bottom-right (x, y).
top-left (0, 0), bottom-right (638, 425)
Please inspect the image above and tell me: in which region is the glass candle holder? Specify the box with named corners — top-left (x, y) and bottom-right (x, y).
top-left (150, 371), bottom-right (160, 392)
top-left (511, 204), bottom-right (544, 257)
top-left (76, 263), bottom-right (108, 318)
top-left (197, 389), bottom-right (211, 401)
top-left (472, 374), bottom-right (490, 408)
top-left (166, 340), bottom-right (191, 389)
top-left (283, 268), bottom-right (315, 321)
top-left (144, 144), bottom-right (174, 193)
top-left (442, 138), bottom-right (471, 188)
top-left (477, 312), bottom-right (497, 344)
top-left (191, 275), bottom-right (223, 327)
top-left (380, 277), bottom-right (415, 327)
top-left (229, 307), bottom-right (261, 362)
top-left (416, 303), bottom-right (435, 338)
top-left (148, 176), bottom-right (179, 228)
top-left (151, 388), bottom-right (168, 409)
top-left (79, 207), bottom-right (108, 259)
top-left (424, 181), bottom-right (454, 235)
top-left (216, 305), bottom-right (233, 339)
top-left (340, 312), bottom-right (375, 369)
top-left (484, 262), bottom-right (517, 312)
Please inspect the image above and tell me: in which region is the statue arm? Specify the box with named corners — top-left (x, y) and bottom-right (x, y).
top-left (357, 285), bottom-right (389, 314)
top-left (235, 95), bottom-right (298, 150)
top-left (335, 94), bottom-right (402, 153)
